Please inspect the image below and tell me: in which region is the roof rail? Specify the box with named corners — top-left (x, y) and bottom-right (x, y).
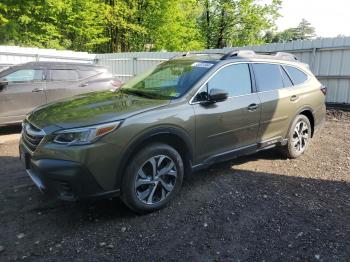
top-left (221, 49), bottom-right (298, 62)
top-left (273, 52), bottom-right (298, 61)
top-left (170, 51), bottom-right (225, 60)
top-left (220, 50), bottom-right (256, 60)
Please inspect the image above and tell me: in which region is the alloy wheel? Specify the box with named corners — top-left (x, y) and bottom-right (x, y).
top-left (135, 155), bottom-right (177, 205)
top-left (292, 120), bottom-right (309, 153)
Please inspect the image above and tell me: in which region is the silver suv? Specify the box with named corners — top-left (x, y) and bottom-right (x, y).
top-left (0, 61), bottom-right (122, 126)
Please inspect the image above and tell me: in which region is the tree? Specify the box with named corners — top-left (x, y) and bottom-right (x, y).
top-left (295, 18), bottom-right (316, 40)
top-left (199, 0), bottom-right (281, 49)
top-left (0, 0), bottom-right (282, 52)
top-left (265, 19), bottom-right (316, 43)
top-left (0, 0), bottom-right (107, 51)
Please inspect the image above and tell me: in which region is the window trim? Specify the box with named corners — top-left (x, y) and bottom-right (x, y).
top-left (189, 62), bottom-right (254, 105)
top-left (279, 65), bottom-right (293, 88)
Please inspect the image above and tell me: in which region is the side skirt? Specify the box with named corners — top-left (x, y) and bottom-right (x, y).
top-left (191, 137), bottom-right (288, 172)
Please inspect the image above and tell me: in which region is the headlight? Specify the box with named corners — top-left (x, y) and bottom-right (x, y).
top-left (53, 121), bottom-right (120, 145)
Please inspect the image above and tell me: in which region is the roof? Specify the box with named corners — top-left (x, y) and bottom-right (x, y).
top-left (174, 50), bottom-right (303, 65)
top-left (23, 61), bottom-right (103, 67)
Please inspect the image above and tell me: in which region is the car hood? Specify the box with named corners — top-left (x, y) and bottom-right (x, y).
top-left (28, 90), bottom-right (170, 132)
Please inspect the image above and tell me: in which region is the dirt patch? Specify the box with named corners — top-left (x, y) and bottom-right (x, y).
top-left (0, 113), bottom-right (349, 261)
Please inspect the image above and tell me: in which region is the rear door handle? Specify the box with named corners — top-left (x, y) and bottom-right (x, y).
top-left (247, 103), bottom-right (259, 111)
top-left (79, 83), bottom-right (88, 87)
top-left (32, 87), bottom-right (44, 92)
top-left (290, 95), bottom-right (299, 101)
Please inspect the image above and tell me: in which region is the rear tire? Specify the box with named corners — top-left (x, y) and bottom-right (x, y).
top-left (281, 114), bottom-right (312, 159)
top-left (121, 143), bottom-right (184, 214)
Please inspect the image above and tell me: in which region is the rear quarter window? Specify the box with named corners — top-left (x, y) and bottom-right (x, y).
top-left (284, 66), bottom-right (308, 85)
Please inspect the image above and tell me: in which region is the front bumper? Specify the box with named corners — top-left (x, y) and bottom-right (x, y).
top-left (19, 145), bottom-right (120, 201)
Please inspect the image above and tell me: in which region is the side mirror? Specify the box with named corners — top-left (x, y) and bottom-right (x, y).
top-left (208, 88), bottom-right (228, 103)
top-left (0, 79), bottom-right (8, 91)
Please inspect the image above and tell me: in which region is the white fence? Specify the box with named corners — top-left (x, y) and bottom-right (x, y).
top-left (0, 45), bottom-right (95, 65)
top-left (1, 37), bottom-right (350, 104)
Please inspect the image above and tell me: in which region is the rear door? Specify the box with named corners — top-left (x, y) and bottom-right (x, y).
top-left (192, 63), bottom-right (261, 163)
top-left (252, 63), bottom-right (299, 144)
top-left (45, 68), bottom-right (104, 102)
top-left (0, 68), bottom-right (46, 124)
top-left (45, 68), bottom-right (80, 102)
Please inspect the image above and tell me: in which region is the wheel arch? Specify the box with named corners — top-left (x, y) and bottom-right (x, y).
top-left (116, 127), bottom-right (194, 190)
top-left (288, 107), bottom-right (315, 138)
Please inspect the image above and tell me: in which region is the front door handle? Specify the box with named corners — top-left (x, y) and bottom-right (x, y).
top-left (247, 103), bottom-right (259, 111)
top-left (32, 87), bottom-right (44, 92)
top-left (290, 95), bottom-right (299, 101)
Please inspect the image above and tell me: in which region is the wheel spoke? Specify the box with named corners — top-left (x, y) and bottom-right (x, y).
top-left (138, 168), bottom-right (147, 179)
top-left (136, 178), bottom-right (153, 188)
top-left (147, 184), bottom-right (158, 204)
top-left (137, 187), bottom-right (152, 201)
top-left (298, 122), bottom-right (304, 135)
top-left (159, 178), bottom-right (174, 192)
top-left (157, 155), bottom-right (166, 168)
top-left (161, 187), bottom-right (166, 200)
top-left (148, 157), bottom-right (157, 179)
top-left (158, 161), bottom-right (175, 177)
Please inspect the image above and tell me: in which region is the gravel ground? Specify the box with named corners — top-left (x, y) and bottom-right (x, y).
top-left (0, 111), bottom-right (349, 261)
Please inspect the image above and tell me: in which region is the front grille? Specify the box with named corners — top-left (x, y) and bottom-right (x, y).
top-left (22, 121), bottom-right (45, 152)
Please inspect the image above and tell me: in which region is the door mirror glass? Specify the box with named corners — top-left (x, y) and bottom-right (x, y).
top-left (208, 88), bottom-right (228, 103)
top-left (0, 78), bottom-right (8, 91)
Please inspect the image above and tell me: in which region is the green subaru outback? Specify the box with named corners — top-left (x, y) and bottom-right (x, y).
top-left (19, 50), bottom-right (326, 213)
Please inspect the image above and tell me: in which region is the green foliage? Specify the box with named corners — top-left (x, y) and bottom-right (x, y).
top-left (0, 0), bottom-right (282, 52)
top-left (199, 0), bottom-right (281, 49)
top-left (265, 19), bottom-right (316, 43)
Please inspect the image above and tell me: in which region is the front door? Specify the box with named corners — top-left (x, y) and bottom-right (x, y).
top-left (192, 63), bottom-right (261, 164)
top-left (0, 69), bottom-right (46, 124)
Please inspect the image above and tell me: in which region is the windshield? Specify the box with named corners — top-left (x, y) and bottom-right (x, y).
top-left (120, 59), bottom-right (215, 99)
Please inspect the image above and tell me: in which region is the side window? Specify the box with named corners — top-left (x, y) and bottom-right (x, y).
top-left (280, 66), bottom-right (293, 87)
top-left (284, 66), bottom-right (308, 85)
top-left (51, 69), bottom-right (78, 81)
top-left (253, 63), bottom-right (284, 92)
top-left (207, 63), bottom-right (252, 97)
top-left (4, 69), bottom-right (43, 83)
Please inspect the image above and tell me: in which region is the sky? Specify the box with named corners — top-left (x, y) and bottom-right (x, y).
top-left (263, 0), bottom-right (349, 37)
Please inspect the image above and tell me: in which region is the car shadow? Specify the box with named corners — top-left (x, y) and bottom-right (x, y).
top-left (0, 124), bottom-right (22, 135)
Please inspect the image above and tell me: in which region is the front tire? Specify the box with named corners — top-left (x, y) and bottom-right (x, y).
top-left (281, 114), bottom-right (312, 159)
top-left (121, 143), bottom-right (184, 213)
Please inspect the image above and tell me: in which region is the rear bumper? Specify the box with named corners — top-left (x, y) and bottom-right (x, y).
top-left (20, 146), bottom-right (120, 201)
top-left (313, 105), bottom-right (326, 136)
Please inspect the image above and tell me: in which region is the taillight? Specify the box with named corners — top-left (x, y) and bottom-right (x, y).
top-left (112, 79), bottom-right (123, 88)
top-left (320, 85), bottom-right (327, 95)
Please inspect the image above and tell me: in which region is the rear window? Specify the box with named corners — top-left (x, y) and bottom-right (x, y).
top-left (284, 66), bottom-right (308, 85)
top-left (51, 69), bottom-right (78, 81)
top-left (253, 63), bottom-right (284, 92)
